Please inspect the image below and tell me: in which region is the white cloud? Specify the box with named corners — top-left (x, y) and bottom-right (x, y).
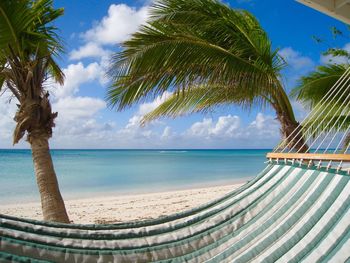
top-left (37, 92), bottom-right (107, 148)
top-left (52, 62), bottom-right (103, 99)
top-left (96, 114), bottom-right (241, 148)
top-left (69, 43), bottom-right (110, 60)
top-left (1, 98), bottom-right (283, 148)
top-left (247, 113), bottom-right (279, 137)
top-left (213, 115), bottom-right (241, 136)
top-left (53, 96), bottom-right (106, 121)
top-left (124, 115), bottom-right (144, 131)
top-left (184, 113), bottom-right (279, 145)
top-left (50, 107), bottom-right (280, 149)
top-left (116, 92), bottom-right (173, 139)
top-left (187, 118), bottom-right (214, 138)
top-left (83, 4), bottom-right (149, 45)
top-left (49, 96), bottom-right (109, 146)
top-left (138, 91), bottom-right (172, 116)
top-left (161, 126), bottom-right (173, 140)
top-left (279, 47), bottom-right (314, 70)
top-left (0, 93), bottom-right (17, 145)
top-left (68, 4), bottom-right (149, 61)
top-left (250, 112), bottom-right (265, 129)
top-left (46, 1), bottom-right (151, 147)
top-left (0, 92), bottom-right (108, 149)
top-left (278, 47), bottom-right (315, 88)
top-left (46, 61), bottom-right (107, 146)
top-left (28, 60), bottom-right (107, 147)
top-left (320, 43), bottom-right (350, 65)
top-left (186, 115), bottom-right (241, 139)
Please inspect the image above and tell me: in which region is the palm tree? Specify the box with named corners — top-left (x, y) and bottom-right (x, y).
top-left (107, 0), bottom-right (308, 152)
top-left (0, 0), bottom-right (69, 223)
top-left (291, 64), bottom-right (350, 151)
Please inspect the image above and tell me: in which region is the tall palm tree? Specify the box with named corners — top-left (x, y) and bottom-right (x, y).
top-left (291, 64), bottom-right (350, 151)
top-left (0, 0), bottom-right (69, 223)
top-left (107, 0), bottom-right (308, 152)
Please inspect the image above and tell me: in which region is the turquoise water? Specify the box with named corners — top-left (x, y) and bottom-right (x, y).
top-left (0, 149), bottom-right (270, 204)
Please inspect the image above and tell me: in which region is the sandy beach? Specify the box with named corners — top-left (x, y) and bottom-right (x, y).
top-left (0, 183), bottom-right (243, 224)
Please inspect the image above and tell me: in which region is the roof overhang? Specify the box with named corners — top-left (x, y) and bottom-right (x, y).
top-left (297, 0), bottom-right (350, 24)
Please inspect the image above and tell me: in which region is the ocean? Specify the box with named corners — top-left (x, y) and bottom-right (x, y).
top-left (0, 149), bottom-right (270, 204)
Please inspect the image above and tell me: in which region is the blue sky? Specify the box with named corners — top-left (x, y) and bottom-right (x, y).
top-left (0, 0), bottom-right (348, 149)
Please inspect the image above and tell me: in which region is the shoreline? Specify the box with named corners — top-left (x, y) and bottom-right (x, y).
top-left (2, 177), bottom-right (252, 205)
top-left (0, 183), bottom-right (244, 224)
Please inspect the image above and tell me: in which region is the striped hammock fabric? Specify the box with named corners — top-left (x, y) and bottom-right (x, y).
top-left (1, 163), bottom-right (349, 262)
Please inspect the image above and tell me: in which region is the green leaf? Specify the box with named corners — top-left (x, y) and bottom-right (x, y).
top-left (107, 0), bottom-right (290, 114)
top-left (292, 64), bottom-right (350, 140)
top-left (107, 0), bottom-right (300, 148)
top-left (0, 0), bottom-right (64, 143)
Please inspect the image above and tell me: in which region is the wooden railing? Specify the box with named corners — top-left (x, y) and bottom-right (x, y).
top-left (266, 153), bottom-right (350, 162)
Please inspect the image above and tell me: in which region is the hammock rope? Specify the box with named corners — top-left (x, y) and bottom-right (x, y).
top-left (269, 66), bottom-right (350, 173)
top-left (302, 85), bottom-right (350, 153)
top-left (275, 66), bottom-right (350, 153)
top-left (321, 105), bottom-right (350, 153)
top-left (307, 91), bottom-right (350, 153)
top-left (292, 69), bottom-right (350, 153)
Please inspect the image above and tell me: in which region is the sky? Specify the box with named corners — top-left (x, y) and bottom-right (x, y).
top-left (0, 0), bottom-right (349, 149)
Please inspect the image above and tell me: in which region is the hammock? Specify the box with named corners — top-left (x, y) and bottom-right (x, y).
top-left (0, 163), bottom-right (349, 262)
top-left (1, 68), bottom-right (350, 262)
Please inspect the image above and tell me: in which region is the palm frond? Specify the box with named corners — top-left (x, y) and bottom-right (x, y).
top-left (0, 0), bottom-right (34, 57)
top-left (46, 56), bottom-right (64, 85)
top-left (107, 0), bottom-right (283, 112)
top-left (0, 0), bottom-right (64, 146)
top-left (0, 0), bottom-right (65, 99)
top-left (142, 84), bottom-right (271, 123)
top-left (302, 114), bottom-right (350, 138)
top-left (291, 64), bottom-right (348, 108)
top-left (0, 0), bottom-right (64, 61)
top-left (292, 63), bottom-right (350, 149)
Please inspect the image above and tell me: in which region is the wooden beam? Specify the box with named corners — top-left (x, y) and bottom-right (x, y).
top-left (266, 153), bottom-right (350, 162)
top-left (335, 0), bottom-right (350, 9)
top-left (296, 0), bottom-right (350, 24)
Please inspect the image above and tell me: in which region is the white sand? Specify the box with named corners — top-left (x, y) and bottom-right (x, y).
top-left (0, 184), bottom-right (243, 224)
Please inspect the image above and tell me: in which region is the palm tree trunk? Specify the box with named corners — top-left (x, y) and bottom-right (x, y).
top-left (343, 132), bottom-right (350, 153)
top-left (29, 133), bottom-right (70, 223)
top-left (272, 86), bottom-right (309, 153)
top-left (277, 112), bottom-right (309, 153)
top-left (12, 88), bottom-right (70, 223)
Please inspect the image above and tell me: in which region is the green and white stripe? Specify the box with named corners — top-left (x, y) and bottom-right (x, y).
top-left (1, 164), bottom-right (349, 262)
